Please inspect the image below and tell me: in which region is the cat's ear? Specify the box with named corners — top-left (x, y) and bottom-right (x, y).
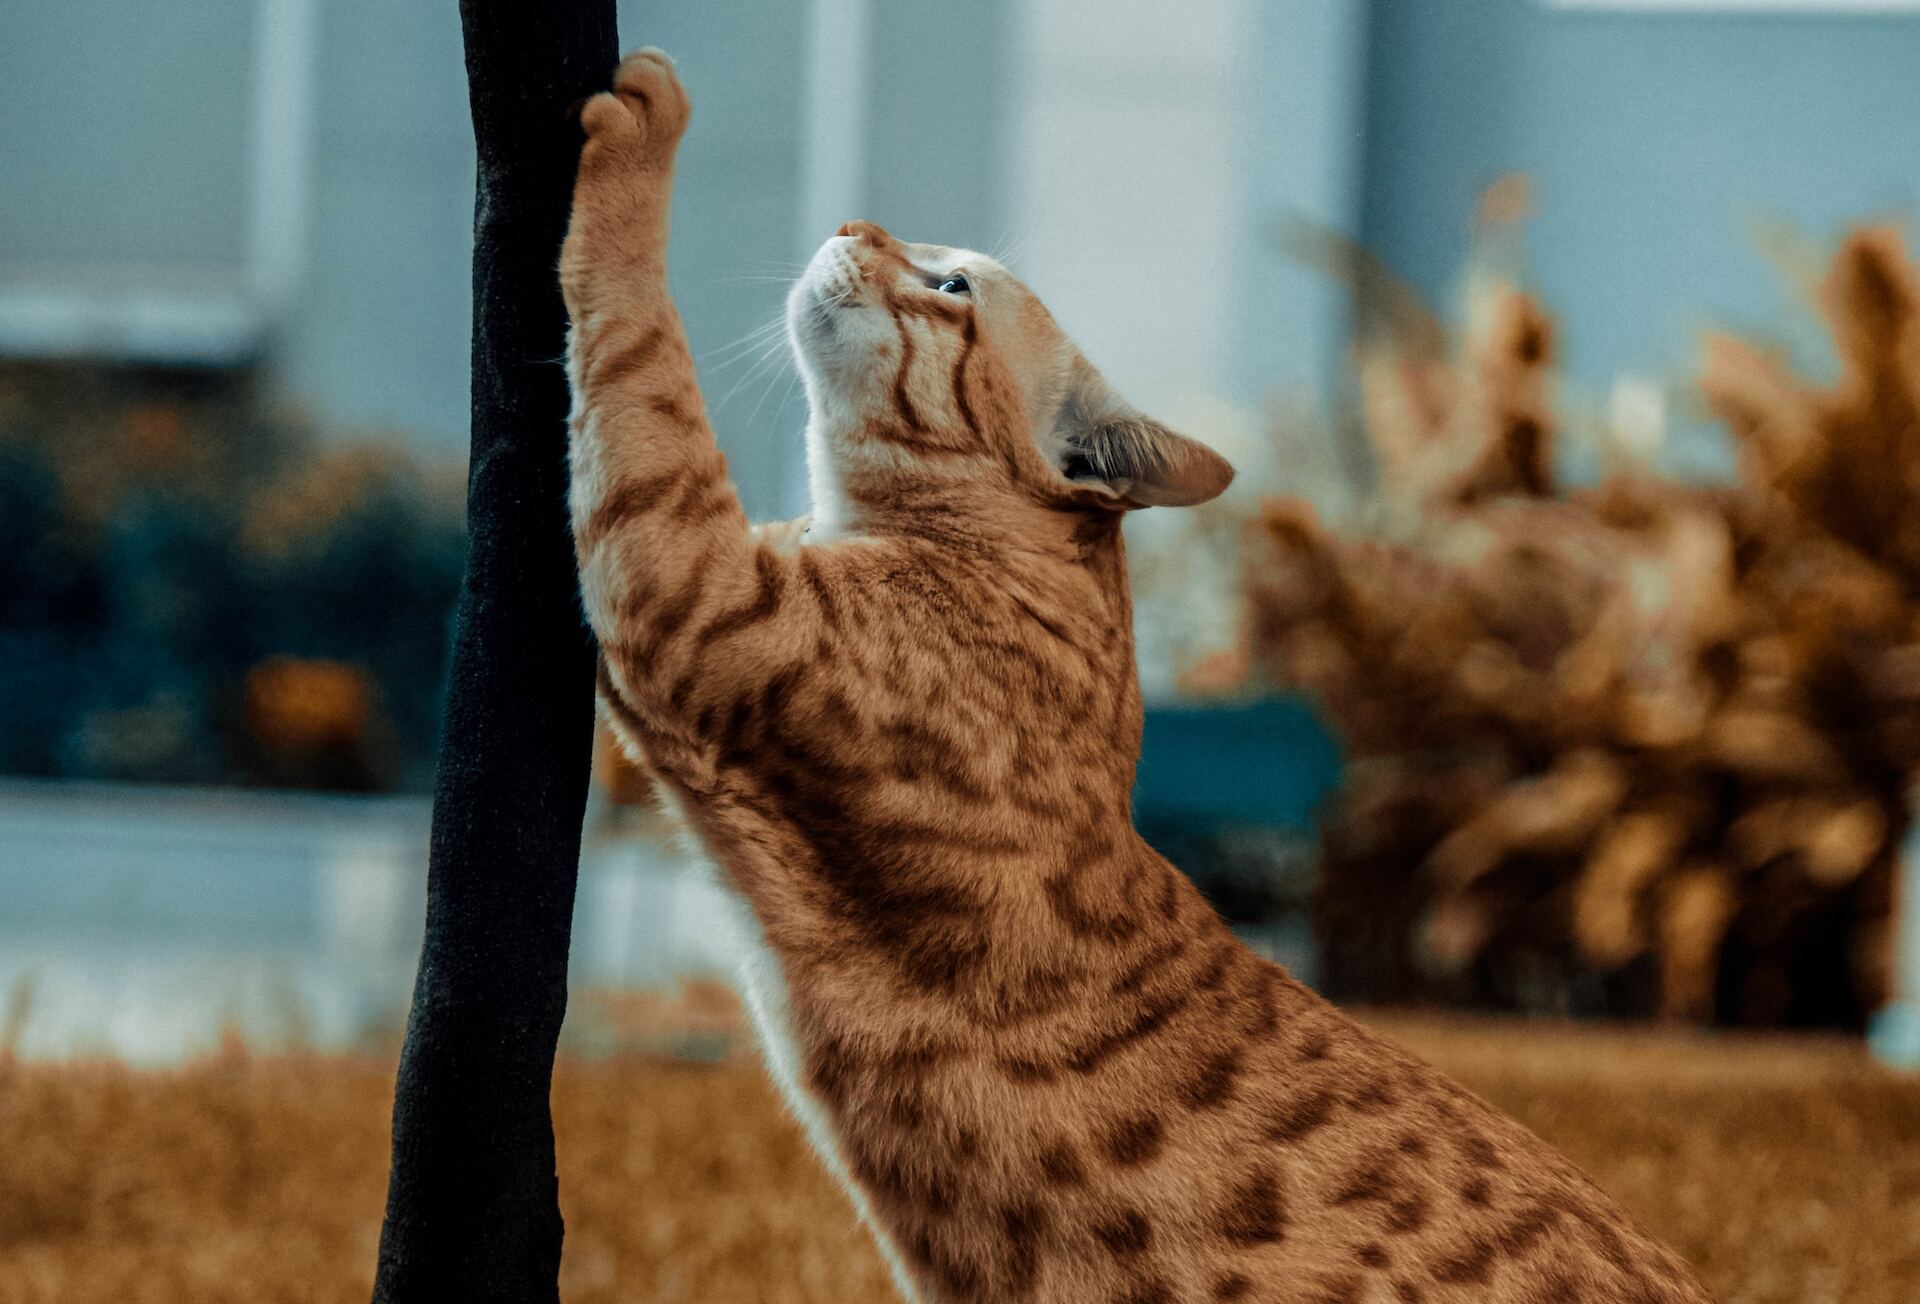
top-left (1061, 416), bottom-right (1236, 508)
top-left (1052, 359), bottom-right (1234, 508)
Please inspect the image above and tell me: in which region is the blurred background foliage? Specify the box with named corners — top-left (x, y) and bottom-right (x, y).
top-left (0, 364), bottom-right (465, 791)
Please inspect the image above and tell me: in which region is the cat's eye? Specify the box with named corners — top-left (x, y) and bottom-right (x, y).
top-left (937, 274), bottom-right (971, 295)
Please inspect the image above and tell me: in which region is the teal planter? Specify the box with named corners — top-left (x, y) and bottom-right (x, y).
top-left (1134, 698), bottom-right (1340, 830)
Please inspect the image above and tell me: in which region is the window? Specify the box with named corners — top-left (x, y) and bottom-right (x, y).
top-left (0, 0), bottom-right (314, 364)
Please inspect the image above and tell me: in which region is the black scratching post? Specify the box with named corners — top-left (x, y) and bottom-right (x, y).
top-left (371, 3), bottom-right (618, 1299)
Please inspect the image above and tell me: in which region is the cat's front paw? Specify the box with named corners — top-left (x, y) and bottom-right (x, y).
top-left (579, 48), bottom-right (691, 169)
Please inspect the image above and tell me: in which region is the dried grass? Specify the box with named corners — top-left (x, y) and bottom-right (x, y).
top-left (1, 1017), bottom-right (1915, 1303)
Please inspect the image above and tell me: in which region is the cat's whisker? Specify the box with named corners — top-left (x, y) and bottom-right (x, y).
top-left (706, 314), bottom-right (787, 347)
top-left (709, 333), bottom-right (787, 388)
top-left (756, 369), bottom-right (802, 443)
top-left (722, 261), bottom-right (810, 282)
top-left (702, 332), bottom-right (785, 369)
top-left (699, 317), bottom-right (789, 367)
top-left (742, 348), bottom-right (797, 432)
top-left (986, 218), bottom-right (1029, 271)
top-left (712, 337), bottom-right (791, 415)
top-left (701, 346), bottom-right (782, 386)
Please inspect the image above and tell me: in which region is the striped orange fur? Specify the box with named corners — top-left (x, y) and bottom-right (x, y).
top-left (561, 50), bottom-right (1713, 1304)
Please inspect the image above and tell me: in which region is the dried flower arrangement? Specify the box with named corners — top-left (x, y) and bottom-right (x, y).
top-left (1242, 223), bottom-right (1920, 1027)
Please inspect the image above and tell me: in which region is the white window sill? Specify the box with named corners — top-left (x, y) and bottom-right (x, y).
top-left (0, 282), bottom-right (266, 367)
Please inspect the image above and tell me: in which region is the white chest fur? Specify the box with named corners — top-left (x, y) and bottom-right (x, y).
top-left (705, 865), bottom-right (925, 1303)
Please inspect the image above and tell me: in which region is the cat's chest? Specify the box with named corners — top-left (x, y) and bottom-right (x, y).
top-left (710, 871), bottom-right (928, 1302)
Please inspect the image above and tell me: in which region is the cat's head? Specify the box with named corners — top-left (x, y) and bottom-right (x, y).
top-left (787, 220), bottom-right (1233, 530)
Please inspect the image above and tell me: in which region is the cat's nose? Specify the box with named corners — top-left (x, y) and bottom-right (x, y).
top-left (836, 220), bottom-right (894, 247)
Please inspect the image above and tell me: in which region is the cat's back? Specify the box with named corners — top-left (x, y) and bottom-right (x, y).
top-left (959, 932), bottom-right (1717, 1304)
top-left (1209, 976), bottom-right (1717, 1302)
top-left (767, 849), bottom-right (1716, 1304)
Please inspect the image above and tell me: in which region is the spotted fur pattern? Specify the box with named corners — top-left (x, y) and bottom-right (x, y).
top-left (561, 50), bottom-right (1715, 1304)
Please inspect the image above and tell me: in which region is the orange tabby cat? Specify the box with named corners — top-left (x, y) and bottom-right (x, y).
top-left (562, 49), bottom-right (1714, 1304)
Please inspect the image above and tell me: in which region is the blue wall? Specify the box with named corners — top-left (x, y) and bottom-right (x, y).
top-left (0, 2), bottom-right (254, 277)
top-left (1362, 0), bottom-right (1920, 460)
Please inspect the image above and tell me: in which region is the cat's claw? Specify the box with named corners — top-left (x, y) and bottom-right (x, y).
top-left (580, 48), bottom-right (690, 163)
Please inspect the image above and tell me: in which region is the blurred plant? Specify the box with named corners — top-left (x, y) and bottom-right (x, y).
top-left (0, 363), bottom-right (465, 791)
top-left (241, 655), bottom-right (396, 791)
top-left (1240, 222), bottom-right (1920, 1028)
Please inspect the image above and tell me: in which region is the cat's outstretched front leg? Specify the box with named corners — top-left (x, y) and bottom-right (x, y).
top-left (561, 51), bottom-right (820, 779)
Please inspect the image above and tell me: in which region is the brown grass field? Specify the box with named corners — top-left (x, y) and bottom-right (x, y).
top-left (2, 1011), bottom-right (1916, 1303)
